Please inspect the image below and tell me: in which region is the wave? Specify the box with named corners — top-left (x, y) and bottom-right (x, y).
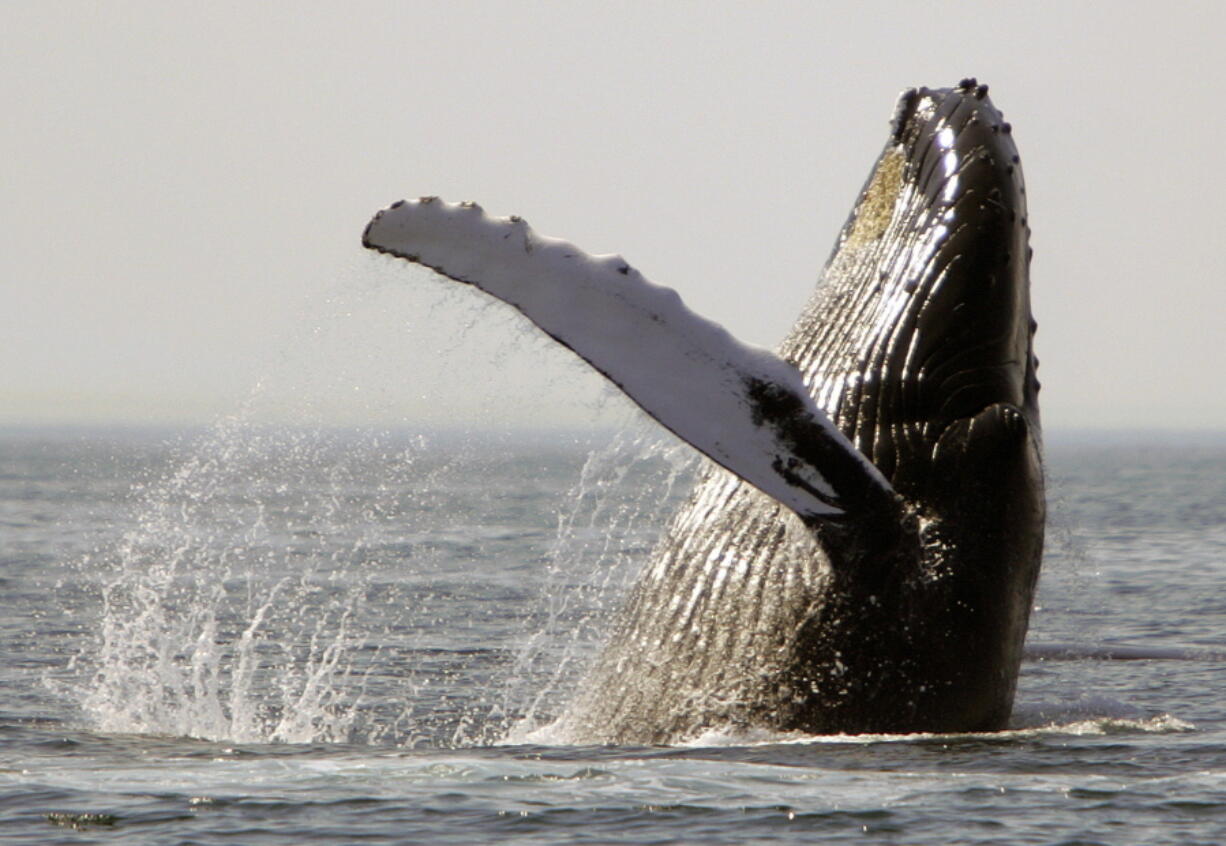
top-left (1024, 641), bottom-right (1226, 661)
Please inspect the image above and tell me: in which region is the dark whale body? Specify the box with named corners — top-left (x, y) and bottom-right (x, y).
top-left (364, 80), bottom-right (1043, 745)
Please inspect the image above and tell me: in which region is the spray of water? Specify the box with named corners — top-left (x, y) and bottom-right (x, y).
top-left (68, 414), bottom-right (434, 743)
top-left (55, 262), bottom-right (482, 744)
top-left (491, 425), bottom-right (699, 745)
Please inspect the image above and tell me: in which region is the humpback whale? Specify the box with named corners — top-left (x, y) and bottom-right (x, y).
top-left (363, 80), bottom-right (1043, 744)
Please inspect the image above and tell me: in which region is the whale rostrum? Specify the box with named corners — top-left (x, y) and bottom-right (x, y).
top-left (363, 80), bottom-right (1043, 743)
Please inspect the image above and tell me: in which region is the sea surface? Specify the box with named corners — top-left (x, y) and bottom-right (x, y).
top-left (2, 423), bottom-right (1225, 844)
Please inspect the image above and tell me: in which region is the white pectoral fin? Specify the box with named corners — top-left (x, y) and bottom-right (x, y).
top-left (363, 197), bottom-right (895, 521)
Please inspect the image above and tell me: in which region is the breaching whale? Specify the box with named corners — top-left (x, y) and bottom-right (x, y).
top-left (363, 80), bottom-right (1043, 744)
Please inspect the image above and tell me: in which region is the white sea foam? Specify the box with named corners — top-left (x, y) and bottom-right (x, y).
top-left (674, 711), bottom-right (1194, 749)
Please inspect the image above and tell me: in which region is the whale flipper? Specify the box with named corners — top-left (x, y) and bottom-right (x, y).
top-left (363, 198), bottom-right (896, 522)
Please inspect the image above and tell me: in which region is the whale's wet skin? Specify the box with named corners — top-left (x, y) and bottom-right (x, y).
top-left (364, 81), bottom-right (1041, 744)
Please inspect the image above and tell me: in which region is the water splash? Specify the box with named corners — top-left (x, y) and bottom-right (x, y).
top-left (494, 425), bottom-right (698, 745)
top-left (68, 417), bottom-right (430, 744)
top-left (59, 410), bottom-right (684, 748)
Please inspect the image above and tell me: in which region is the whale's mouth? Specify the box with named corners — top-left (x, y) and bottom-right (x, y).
top-left (788, 80), bottom-right (1037, 485)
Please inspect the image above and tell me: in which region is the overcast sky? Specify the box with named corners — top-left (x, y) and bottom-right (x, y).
top-left (5, 2), bottom-right (1225, 433)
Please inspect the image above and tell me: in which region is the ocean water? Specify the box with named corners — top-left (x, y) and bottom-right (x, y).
top-left (2, 423), bottom-right (1225, 844)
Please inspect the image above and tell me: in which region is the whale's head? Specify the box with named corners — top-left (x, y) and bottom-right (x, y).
top-left (787, 80), bottom-right (1040, 501)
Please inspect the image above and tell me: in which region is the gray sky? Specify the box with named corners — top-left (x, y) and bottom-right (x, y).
top-left (5, 1), bottom-right (1225, 432)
